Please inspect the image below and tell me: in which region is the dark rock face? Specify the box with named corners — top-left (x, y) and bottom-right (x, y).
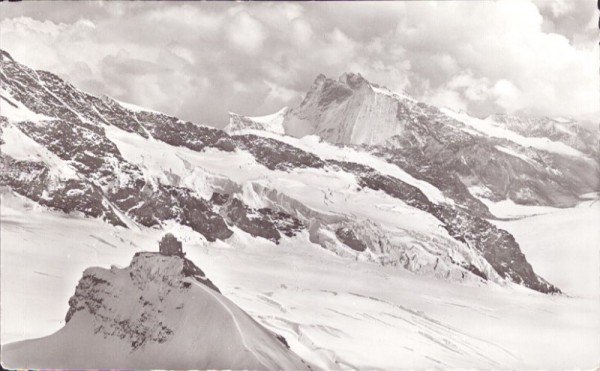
top-left (164, 186), bottom-right (233, 242)
top-left (0, 155), bottom-right (126, 227)
top-left (232, 134), bottom-right (326, 171)
top-left (385, 99), bottom-right (598, 210)
top-left (428, 205), bottom-right (557, 293)
top-left (316, 79), bottom-right (354, 108)
top-left (262, 208), bottom-right (304, 238)
top-left (210, 192), bottom-right (230, 206)
top-left (372, 144), bottom-right (492, 217)
top-left (406, 105), bottom-right (600, 207)
top-left (335, 227), bottom-right (367, 252)
top-left (0, 54), bottom-right (146, 137)
top-left (380, 130), bottom-right (596, 210)
top-left (65, 274), bottom-right (112, 324)
top-left (135, 111), bottom-right (235, 152)
top-left (458, 263), bottom-right (487, 281)
top-left (16, 119), bottom-right (123, 177)
top-left (180, 256), bottom-right (221, 293)
top-left (219, 197), bottom-right (303, 244)
top-left (8, 120), bottom-right (232, 241)
top-left (109, 184), bottom-right (233, 242)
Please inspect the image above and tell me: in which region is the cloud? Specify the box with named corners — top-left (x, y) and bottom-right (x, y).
top-left (0, 1), bottom-right (596, 127)
top-left (225, 9), bottom-right (267, 55)
top-left (492, 80), bottom-right (524, 112)
top-left (393, 1), bottom-right (598, 118)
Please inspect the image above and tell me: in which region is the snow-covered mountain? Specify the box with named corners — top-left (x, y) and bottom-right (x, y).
top-left (1, 49), bottom-right (599, 368)
top-left (282, 73), bottom-right (412, 145)
top-left (279, 72), bottom-right (598, 158)
top-left (0, 49), bottom-right (564, 293)
top-left (257, 72), bottom-right (598, 209)
top-left (2, 250), bottom-right (310, 369)
top-left (0, 48), bottom-right (582, 294)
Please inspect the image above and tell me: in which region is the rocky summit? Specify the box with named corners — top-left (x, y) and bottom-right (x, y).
top-left (1, 250), bottom-right (310, 370)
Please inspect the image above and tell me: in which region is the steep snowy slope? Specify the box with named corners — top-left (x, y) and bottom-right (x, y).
top-left (443, 109), bottom-right (588, 158)
top-left (2, 247), bottom-right (310, 369)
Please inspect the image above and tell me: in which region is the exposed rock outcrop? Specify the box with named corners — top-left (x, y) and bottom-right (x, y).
top-left (2, 251), bottom-right (310, 369)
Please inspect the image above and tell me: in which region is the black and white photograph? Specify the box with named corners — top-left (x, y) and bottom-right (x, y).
top-left (0, 0), bottom-right (598, 369)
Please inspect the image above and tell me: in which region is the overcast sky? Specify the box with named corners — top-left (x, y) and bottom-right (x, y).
top-left (0, 1), bottom-right (597, 127)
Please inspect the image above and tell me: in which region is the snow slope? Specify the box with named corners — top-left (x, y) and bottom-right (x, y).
top-left (112, 97), bottom-right (162, 115)
top-left (2, 191), bottom-right (599, 369)
top-left (0, 89), bottom-right (54, 123)
top-left (104, 123), bottom-right (493, 281)
top-left (468, 185), bottom-right (561, 219)
top-left (228, 129), bottom-right (451, 205)
top-left (226, 107), bottom-right (289, 134)
top-left (494, 200), bottom-right (600, 298)
top-left (2, 249), bottom-right (309, 369)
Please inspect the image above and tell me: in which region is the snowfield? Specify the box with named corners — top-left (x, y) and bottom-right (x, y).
top-left (112, 97), bottom-right (162, 115)
top-left (2, 191), bottom-right (599, 369)
top-left (494, 199), bottom-right (600, 299)
top-left (468, 185), bottom-right (561, 219)
top-left (224, 128), bottom-right (451, 205)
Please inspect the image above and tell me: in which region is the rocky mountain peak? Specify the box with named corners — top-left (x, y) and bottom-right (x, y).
top-left (314, 73), bottom-right (327, 84)
top-left (338, 72), bottom-right (370, 90)
top-left (0, 48), bottom-right (14, 62)
top-left (65, 250), bottom-right (221, 325)
top-left (3, 246), bottom-right (310, 369)
top-left (282, 71), bottom-right (410, 144)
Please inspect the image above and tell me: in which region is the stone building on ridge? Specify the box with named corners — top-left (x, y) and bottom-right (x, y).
top-left (159, 233), bottom-right (185, 257)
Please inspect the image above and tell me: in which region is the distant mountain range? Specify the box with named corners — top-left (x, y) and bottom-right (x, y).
top-left (1, 47), bottom-right (598, 298)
